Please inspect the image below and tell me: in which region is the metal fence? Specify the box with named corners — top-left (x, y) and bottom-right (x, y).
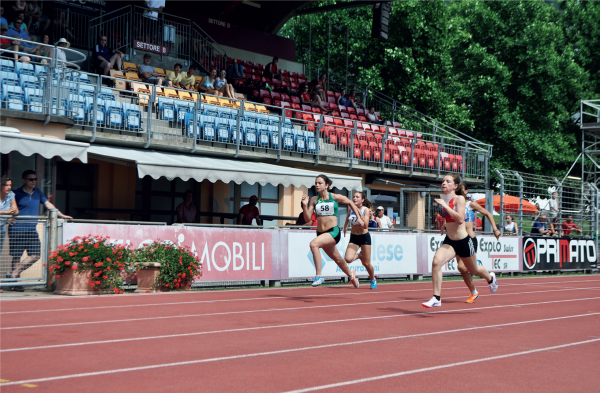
top-left (53, 6), bottom-right (95, 50)
top-left (0, 216), bottom-right (49, 288)
top-left (495, 169), bottom-right (599, 243)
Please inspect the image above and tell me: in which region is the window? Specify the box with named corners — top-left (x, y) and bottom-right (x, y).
top-left (230, 182), bottom-right (280, 227)
top-left (136, 177), bottom-right (197, 224)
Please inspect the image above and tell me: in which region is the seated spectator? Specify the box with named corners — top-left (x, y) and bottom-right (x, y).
top-left (93, 35), bottom-right (124, 76)
top-left (531, 213), bottom-right (550, 236)
top-left (347, 89), bottom-right (365, 110)
top-left (549, 217), bottom-right (560, 236)
top-left (215, 69), bottom-right (235, 98)
top-left (198, 68), bottom-right (222, 96)
top-left (296, 201), bottom-right (316, 227)
top-left (0, 6), bottom-right (7, 27)
top-left (179, 65), bottom-right (196, 90)
top-left (0, 24), bottom-right (14, 55)
top-left (138, 53), bottom-right (164, 86)
top-left (9, 13), bottom-right (29, 35)
top-left (263, 57), bottom-right (281, 81)
top-left (562, 215), bottom-right (582, 236)
top-left (337, 88), bottom-right (349, 108)
top-left (11, 1), bottom-right (27, 17)
top-left (475, 215), bottom-right (483, 232)
top-left (227, 62), bottom-right (244, 79)
top-left (504, 214), bottom-right (518, 235)
top-left (298, 83), bottom-right (330, 113)
top-left (434, 212), bottom-right (444, 230)
top-left (237, 195), bottom-right (261, 226)
top-left (24, 0), bottom-right (49, 37)
top-left (36, 34), bottom-right (52, 64)
top-left (54, 37), bottom-right (69, 66)
top-left (176, 190), bottom-right (197, 224)
top-left (6, 18), bottom-right (38, 59)
top-left (366, 107), bottom-right (382, 125)
top-left (167, 63), bottom-right (183, 88)
top-left (309, 73), bottom-right (327, 102)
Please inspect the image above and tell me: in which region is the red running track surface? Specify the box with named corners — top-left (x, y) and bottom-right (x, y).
top-left (1, 275), bottom-right (599, 392)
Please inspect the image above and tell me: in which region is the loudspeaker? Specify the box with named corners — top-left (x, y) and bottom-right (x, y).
top-left (371, 2), bottom-right (391, 41)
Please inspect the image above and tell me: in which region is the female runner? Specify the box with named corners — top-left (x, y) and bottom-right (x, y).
top-left (451, 187), bottom-right (501, 303)
top-left (302, 175), bottom-right (362, 287)
top-left (343, 191), bottom-right (377, 290)
top-left (423, 174), bottom-right (498, 308)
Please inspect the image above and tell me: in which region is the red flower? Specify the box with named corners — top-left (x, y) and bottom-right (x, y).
top-left (95, 280), bottom-right (101, 285)
top-left (55, 274), bottom-right (60, 278)
top-left (103, 276), bottom-right (108, 279)
top-left (93, 243), bottom-right (99, 249)
top-left (146, 289), bottom-right (150, 293)
top-left (65, 261), bottom-right (71, 265)
top-left (69, 252), bottom-right (75, 257)
top-left (82, 257), bottom-right (89, 262)
top-left (71, 265), bottom-right (77, 270)
top-left (106, 257), bottom-right (111, 262)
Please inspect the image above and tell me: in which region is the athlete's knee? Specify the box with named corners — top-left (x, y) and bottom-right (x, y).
top-left (309, 241), bottom-right (320, 253)
top-left (431, 257), bottom-right (445, 270)
top-left (457, 263), bottom-right (468, 274)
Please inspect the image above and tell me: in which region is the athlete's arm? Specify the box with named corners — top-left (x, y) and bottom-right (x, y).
top-left (343, 213), bottom-right (349, 237)
top-left (362, 208), bottom-right (370, 230)
top-left (333, 194), bottom-right (363, 227)
top-left (435, 196), bottom-right (465, 224)
top-left (470, 202), bottom-right (500, 240)
top-left (301, 195), bottom-right (315, 223)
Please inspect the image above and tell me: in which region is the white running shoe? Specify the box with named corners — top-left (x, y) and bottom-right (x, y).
top-left (488, 272), bottom-right (498, 293)
top-left (312, 276), bottom-right (324, 287)
top-left (422, 296), bottom-right (441, 308)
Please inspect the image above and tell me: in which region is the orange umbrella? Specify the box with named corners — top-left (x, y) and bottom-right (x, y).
top-left (475, 195), bottom-right (538, 214)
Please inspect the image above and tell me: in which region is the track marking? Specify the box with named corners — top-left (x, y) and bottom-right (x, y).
top-left (2, 299), bottom-right (599, 353)
top-left (3, 286), bottom-right (599, 331)
top-left (282, 338), bottom-right (600, 393)
top-left (0, 313), bottom-right (597, 387)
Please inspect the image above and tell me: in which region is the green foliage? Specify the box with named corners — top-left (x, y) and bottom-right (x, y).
top-left (280, 0), bottom-right (596, 178)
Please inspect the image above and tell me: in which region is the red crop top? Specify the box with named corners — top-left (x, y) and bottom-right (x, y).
top-left (440, 196), bottom-right (458, 223)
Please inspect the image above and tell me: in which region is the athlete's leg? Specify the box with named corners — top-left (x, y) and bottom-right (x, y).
top-left (456, 257), bottom-right (476, 292)
top-left (323, 244), bottom-right (352, 277)
top-left (431, 244), bottom-right (456, 296)
top-left (309, 233), bottom-right (337, 276)
top-left (344, 243), bottom-right (359, 265)
top-left (460, 254), bottom-right (492, 282)
top-left (358, 244), bottom-right (374, 280)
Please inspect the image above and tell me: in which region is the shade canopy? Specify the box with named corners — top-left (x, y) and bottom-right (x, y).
top-left (0, 131), bottom-right (89, 163)
top-left (87, 145), bottom-right (363, 190)
top-left (476, 195), bottom-right (537, 214)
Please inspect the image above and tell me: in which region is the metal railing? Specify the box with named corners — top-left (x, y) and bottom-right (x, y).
top-left (53, 6), bottom-right (95, 50)
top-left (88, 5), bottom-right (227, 74)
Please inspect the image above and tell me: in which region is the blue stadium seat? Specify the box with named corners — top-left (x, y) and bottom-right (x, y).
top-left (157, 97), bottom-right (175, 121)
top-left (20, 74), bottom-right (41, 90)
top-left (217, 123), bottom-right (230, 142)
top-left (15, 62), bottom-right (35, 77)
top-left (99, 87), bottom-right (115, 101)
top-left (24, 88), bottom-right (44, 113)
top-left (122, 103), bottom-right (142, 130)
top-left (105, 101), bottom-right (123, 128)
top-left (1, 59), bottom-right (15, 73)
top-left (295, 129), bottom-right (307, 152)
top-left (245, 126), bottom-right (258, 146)
top-left (34, 65), bottom-right (48, 77)
top-left (174, 100), bottom-right (193, 123)
top-left (306, 131), bottom-right (317, 154)
top-left (203, 121), bottom-right (216, 141)
top-left (2, 85), bottom-right (25, 111)
top-left (283, 128), bottom-right (295, 150)
top-left (0, 71), bottom-right (19, 87)
top-left (68, 93), bottom-right (86, 121)
top-left (51, 97), bottom-right (67, 116)
top-left (79, 84), bottom-right (95, 98)
top-left (84, 96), bottom-right (105, 125)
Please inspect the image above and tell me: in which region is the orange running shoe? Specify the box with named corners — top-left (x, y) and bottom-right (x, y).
top-left (465, 291), bottom-right (479, 304)
top-left (349, 269), bottom-right (359, 289)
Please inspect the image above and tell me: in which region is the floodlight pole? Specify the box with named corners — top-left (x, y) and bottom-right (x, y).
top-left (494, 169), bottom-right (504, 235)
top-left (514, 171), bottom-right (523, 236)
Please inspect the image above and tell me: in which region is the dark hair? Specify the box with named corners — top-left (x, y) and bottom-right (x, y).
top-left (174, 63), bottom-right (183, 69)
top-left (143, 54), bottom-right (151, 59)
top-left (1, 175), bottom-right (12, 186)
top-left (189, 65), bottom-right (196, 71)
top-left (353, 191), bottom-right (373, 210)
top-left (184, 189), bottom-right (193, 197)
top-left (566, 214), bottom-right (573, 219)
top-left (22, 170), bottom-right (36, 179)
top-left (210, 68), bottom-right (217, 73)
top-left (272, 57), bottom-right (279, 62)
top-left (445, 173), bottom-right (467, 198)
top-left (316, 174), bottom-right (332, 190)
top-left (553, 217), bottom-right (560, 223)
top-left (320, 73), bottom-right (326, 79)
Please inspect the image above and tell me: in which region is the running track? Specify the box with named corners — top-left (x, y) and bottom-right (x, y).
top-left (1, 275), bottom-right (599, 392)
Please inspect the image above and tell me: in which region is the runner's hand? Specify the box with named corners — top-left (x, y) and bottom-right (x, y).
top-left (493, 229), bottom-right (501, 240)
top-left (301, 195), bottom-right (309, 207)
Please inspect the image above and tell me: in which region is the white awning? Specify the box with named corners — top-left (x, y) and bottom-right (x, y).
top-left (0, 131), bottom-right (89, 163)
top-left (87, 145), bottom-right (363, 190)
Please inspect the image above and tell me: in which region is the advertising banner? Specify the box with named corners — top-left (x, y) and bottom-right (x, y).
top-left (426, 235), bottom-right (520, 272)
top-left (62, 224), bottom-right (274, 281)
top-left (287, 232), bottom-right (418, 278)
top-left (523, 237), bottom-right (597, 270)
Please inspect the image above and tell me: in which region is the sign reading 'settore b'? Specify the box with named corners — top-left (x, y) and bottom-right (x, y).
top-left (523, 237), bottom-right (597, 270)
top-left (134, 40), bottom-right (168, 55)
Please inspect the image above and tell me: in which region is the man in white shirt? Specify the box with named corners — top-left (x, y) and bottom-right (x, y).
top-left (140, 0), bottom-right (165, 42)
top-left (376, 206), bottom-right (394, 229)
top-left (548, 192), bottom-right (558, 218)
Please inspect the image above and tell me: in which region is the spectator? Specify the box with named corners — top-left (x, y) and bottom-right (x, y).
top-left (8, 170), bottom-right (72, 291)
top-left (237, 195), bottom-right (261, 226)
top-left (198, 68), bottom-right (222, 96)
top-left (299, 83), bottom-right (330, 113)
top-left (548, 217), bottom-right (560, 236)
top-left (24, 0), bottom-right (48, 37)
top-left (475, 215), bottom-right (483, 232)
top-left (36, 34), bottom-right (52, 64)
top-left (54, 37), bottom-right (69, 66)
top-left (227, 62), bottom-right (244, 79)
top-left (176, 190), bottom-right (196, 224)
top-left (167, 63), bottom-right (183, 88)
top-left (263, 57), bottom-right (281, 81)
top-left (1, 176), bottom-right (18, 280)
top-left (215, 69), bottom-right (235, 98)
top-left (366, 107), bottom-right (382, 125)
top-left (531, 213), bottom-right (550, 236)
top-left (141, 0), bottom-right (165, 42)
top-left (0, 24), bottom-right (15, 56)
top-left (375, 206), bottom-right (394, 229)
top-left (6, 18), bottom-right (38, 59)
top-left (548, 192), bottom-right (558, 217)
top-left (94, 35), bottom-right (124, 76)
top-left (0, 6), bottom-right (7, 27)
top-left (336, 88), bottom-right (348, 108)
top-left (11, 1), bottom-right (27, 17)
top-left (504, 214), bottom-right (518, 235)
top-left (179, 65), bottom-right (196, 90)
top-left (9, 13), bottom-right (29, 35)
top-left (309, 73), bottom-right (327, 102)
top-left (296, 201), bottom-right (316, 227)
top-left (53, 10), bottom-right (75, 42)
top-left (562, 215), bottom-right (582, 236)
top-left (434, 212), bottom-right (444, 230)
top-left (138, 54), bottom-right (164, 86)
top-left (347, 89), bottom-right (365, 110)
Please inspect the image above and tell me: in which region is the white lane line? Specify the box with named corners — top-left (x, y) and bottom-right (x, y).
top-left (3, 286), bottom-right (599, 331)
top-left (2, 298), bottom-right (599, 353)
top-left (2, 277), bottom-right (598, 317)
top-left (283, 338), bottom-right (600, 393)
top-left (0, 313), bottom-right (598, 387)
